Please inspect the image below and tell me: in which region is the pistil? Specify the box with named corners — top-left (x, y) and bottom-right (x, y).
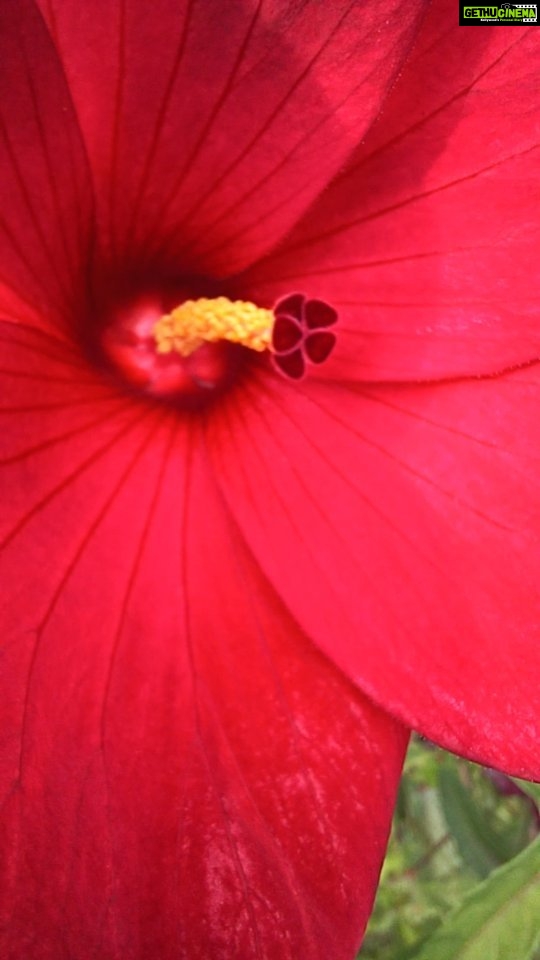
top-left (98, 291), bottom-right (338, 405)
top-left (152, 292), bottom-right (338, 382)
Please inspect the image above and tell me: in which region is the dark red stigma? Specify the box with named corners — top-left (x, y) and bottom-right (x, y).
top-left (271, 293), bottom-right (337, 380)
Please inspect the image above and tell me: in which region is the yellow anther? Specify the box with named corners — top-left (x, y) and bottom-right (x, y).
top-left (153, 297), bottom-right (274, 357)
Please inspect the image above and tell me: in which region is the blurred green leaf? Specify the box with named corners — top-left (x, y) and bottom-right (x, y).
top-left (438, 764), bottom-right (511, 876)
top-left (413, 835), bottom-right (540, 960)
top-left (514, 779), bottom-right (540, 808)
top-left (362, 742), bottom-right (539, 959)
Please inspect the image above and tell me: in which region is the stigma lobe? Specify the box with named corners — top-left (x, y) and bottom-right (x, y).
top-left (271, 294), bottom-right (337, 380)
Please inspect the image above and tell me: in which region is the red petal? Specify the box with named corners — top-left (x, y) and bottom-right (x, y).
top-left (245, 4), bottom-right (540, 380)
top-left (37, 0), bottom-right (428, 275)
top-left (0, 0), bottom-right (93, 332)
top-left (272, 315), bottom-right (303, 352)
top-left (273, 349), bottom-right (306, 380)
top-left (209, 367), bottom-right (540, 780)
top-left (0, 333), bottom-right (407, 956)
top-left (304, 331), bottom-right (337, 364)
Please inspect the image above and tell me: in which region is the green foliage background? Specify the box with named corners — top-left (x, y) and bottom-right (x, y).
top-left (361, 738), bottom-right (540, 959)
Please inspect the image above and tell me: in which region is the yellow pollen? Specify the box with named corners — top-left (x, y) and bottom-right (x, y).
top-left (153, 297), bottom-right (274, 357)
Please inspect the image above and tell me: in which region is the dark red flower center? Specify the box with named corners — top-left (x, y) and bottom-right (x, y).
top-left (97, 294), bottom-right (242, 406)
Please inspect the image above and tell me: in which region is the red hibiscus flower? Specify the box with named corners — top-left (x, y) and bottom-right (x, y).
top-left (1, 1), bottom-right (539, 958)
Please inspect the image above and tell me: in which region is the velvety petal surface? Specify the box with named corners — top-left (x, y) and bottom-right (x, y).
top-left (0, 0), bottom-right (93, 332)
top-left (208, 365), bottom-right (540, 779)
top-left (38, 0), bottom-right (427, 275)
top-left (244, 8), bottom-right (540, 380)
top-left (0, 322), bottom-right (407, 960)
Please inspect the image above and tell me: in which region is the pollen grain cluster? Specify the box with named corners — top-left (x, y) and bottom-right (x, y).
top-left (153, 297), bottom-right (273, 357)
